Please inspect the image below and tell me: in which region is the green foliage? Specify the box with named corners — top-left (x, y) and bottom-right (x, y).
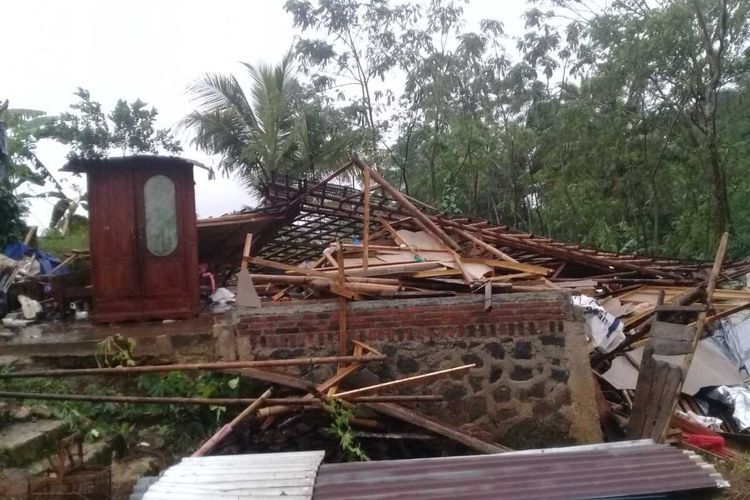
top-left (43, 88), bottom-right (182, 160)
top-left (38, 225), bottom-right (89, 257)
top-left (0, 364), bottom-right (243, 459)
top-left (286, 0), bottom-right (750, 260)
top-left (183, 52), bottom-right (362, 187)
top-left (0, 184), bottom-right (26, 247)
top-left (95, 335), bottom-right (136, 368)
top-left (326, 399), bottom-right (369, 462)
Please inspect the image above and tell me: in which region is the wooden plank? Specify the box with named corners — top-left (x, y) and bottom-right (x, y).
top-left (338, 297), bottom-right (348, 356)
top-left (231, 367), bottom-right (315, 392)
top-left (484, 282), bottom-right (492, 312)
top-left (350, 340), bottom-right (383, 356)
top-left (363, 168), bottom-right (371, 271)
top-left (319, 362), bottom-right (363, 393)
top-left (334, 364), bottom-right (475, 398)
top-left (449, 249), bottom-right (474, 284)
top-left (650, 338), bottom-right (693, 355)
top-left (649, 363), bottom-right (685, 442)
top-left (627, 346), bottom-right (656, 439)
top-left (237, 233), bottom-right (261, 308)
top-left (411, 268), bottom-right (461, 279)
top-left (651, 321), bottom-right (696, 342)
top-left (487, 272), bottom-right (536, 282)
top-left (453, 227), bottom-right (518, 263)
top-left (368, 402), bottom-right (511, 454)
top-left (337, 262), bottom-right (443, 277)
top-left (240, 234), bottom-right (253, 272)
top-left (462, 258), bottom-right (552, 276)
top-left (246, 255), bottom-right (332, 279)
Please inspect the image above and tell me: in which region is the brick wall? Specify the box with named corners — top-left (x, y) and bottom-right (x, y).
top-left (234, 294), bottom-right (566, 351)
top-left (227, 291), bottom-right (601, 449)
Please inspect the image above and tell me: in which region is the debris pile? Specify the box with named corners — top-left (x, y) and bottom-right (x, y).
top-left (212, 156), bottom-right (750, 458)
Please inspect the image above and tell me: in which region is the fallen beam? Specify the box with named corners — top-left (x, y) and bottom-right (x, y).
top-left (368, 402), bottom-right (511, 454)
top-left (0, 391), bottom-right (442, 406)
top-left (334, 364), bottom-right (475, 398)
top-left (0, 354), bottom-right (387, 379)
top-left (192, 388), bottom-right (273, 457)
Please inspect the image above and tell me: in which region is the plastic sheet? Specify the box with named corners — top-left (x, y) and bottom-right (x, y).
top-left (571, 295), bottom-right (626, 352)
top-left (707, 384), bottom-right (750, 431)
top-left (712, 310), bottom-right (750, 375)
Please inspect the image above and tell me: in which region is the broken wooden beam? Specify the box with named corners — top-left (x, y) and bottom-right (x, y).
top-left (351, 155), bottom-right (462, 251)
top-left (191, 388), bottom-right (273, 457)
top-left (334, 364), bottom-right (475, 398)
top-left (0, 354), bottom-right (387, 379)
top-left (368, 402), bottom-right (511, 454)
top-left (0, 391), bottom-right (442, 406)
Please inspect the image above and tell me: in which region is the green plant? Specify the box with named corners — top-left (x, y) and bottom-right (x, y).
top-left (95, 334), bottom-right (136, 367)
top-left (326, 399), bottom-right (369, 462)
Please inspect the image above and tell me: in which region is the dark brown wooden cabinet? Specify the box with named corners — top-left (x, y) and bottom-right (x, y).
top-left (63, 156), bottom-right (199, 323)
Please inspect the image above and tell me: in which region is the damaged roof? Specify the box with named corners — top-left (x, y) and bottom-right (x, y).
top-left (227, 159), bottom-right (746, 283)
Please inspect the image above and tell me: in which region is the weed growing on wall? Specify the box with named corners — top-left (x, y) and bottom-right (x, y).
top-left (326, 399), bottom-right (369, 462)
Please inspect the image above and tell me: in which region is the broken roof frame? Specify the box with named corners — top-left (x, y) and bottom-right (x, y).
top-left (214, 154), bottom-right (738, 284)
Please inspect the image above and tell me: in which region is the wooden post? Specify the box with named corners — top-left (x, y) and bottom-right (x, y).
top-left (363, 168), bottom-right (370, 271)
top-left (337, 241), bottom-right (348, 356)
top-left (237, 233), bottom-right (261, 307)
top-left (351, 155), bottom-right (462, 251)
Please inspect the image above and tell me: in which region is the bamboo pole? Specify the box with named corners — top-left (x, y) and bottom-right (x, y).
top-left (0, 391), bottom-right (442, 406)
top-left (250, 274), bottom-right (401, 286)
top-left (0, 354), bottom-right (386, 379)
top-left (191, 389), bottom-right (273, 457)
top-left (334, 364), bottom-right (475, 398)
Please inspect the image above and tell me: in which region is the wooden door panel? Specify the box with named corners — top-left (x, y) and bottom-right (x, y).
top-left (134, 164), bottom-right (198, 319)
top-left (88, 169), bottom-right (141, 321)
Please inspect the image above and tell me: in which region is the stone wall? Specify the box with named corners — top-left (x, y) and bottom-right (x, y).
top-left (226, 291), bottom-right (601, 449)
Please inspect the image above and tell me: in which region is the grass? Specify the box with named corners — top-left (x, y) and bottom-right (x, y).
top-left (708, 446), bottom-right (750, 499)
top-left (38, 226), bottom-right (89, 257)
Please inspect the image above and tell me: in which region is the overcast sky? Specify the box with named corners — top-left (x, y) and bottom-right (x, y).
top-left (5, 0), bottom-right (529, 228)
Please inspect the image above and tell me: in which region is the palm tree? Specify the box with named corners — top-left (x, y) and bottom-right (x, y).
top-left (183, 52), bottom-right (302, 187)
top-left (183, 53), bottom-right (361, 189)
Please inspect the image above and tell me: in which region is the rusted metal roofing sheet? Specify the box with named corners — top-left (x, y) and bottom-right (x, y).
top-left (313, 440), bottom-right (728, 500)
top-left (141, 450), bottom-right (325, 500)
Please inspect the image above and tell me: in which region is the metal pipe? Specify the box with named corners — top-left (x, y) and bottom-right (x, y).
top-left (0, 354), bottom-right (386, 379)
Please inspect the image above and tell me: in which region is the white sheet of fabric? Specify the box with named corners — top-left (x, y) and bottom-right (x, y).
top-left (17, 295), bottom-right (41, 319)
top-left (571, 295), bottom-right (626, 353)
top-left (210, 287), bottom-right (236, 305)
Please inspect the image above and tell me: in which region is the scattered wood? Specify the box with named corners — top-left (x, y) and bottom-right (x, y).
top-left (334, 364), bottom-right (475, 398)
top-left (192, 388), bottom-right (273, 457)
top-left (368, 402), bottom-right (511, 454)
top-left (0, 354), bottom-right (387, 379)
top-left (0, 391), bottom-right (441, 406)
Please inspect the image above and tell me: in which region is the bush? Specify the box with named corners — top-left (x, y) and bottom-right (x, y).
top-left (0, 184), bottom-right (26, 248)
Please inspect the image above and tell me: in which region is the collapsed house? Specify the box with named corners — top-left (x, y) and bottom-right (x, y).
top-left (2, 154), bottom-right (750, 497)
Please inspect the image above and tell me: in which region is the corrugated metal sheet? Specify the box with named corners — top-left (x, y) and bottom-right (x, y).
top-left (313, 440), bottom-right (728, 500)
top-left (141, 450), bottom-right (325, 500)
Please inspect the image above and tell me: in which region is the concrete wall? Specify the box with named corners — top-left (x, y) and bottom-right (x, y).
top-left (225, 291), bottom-right (601, 449)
